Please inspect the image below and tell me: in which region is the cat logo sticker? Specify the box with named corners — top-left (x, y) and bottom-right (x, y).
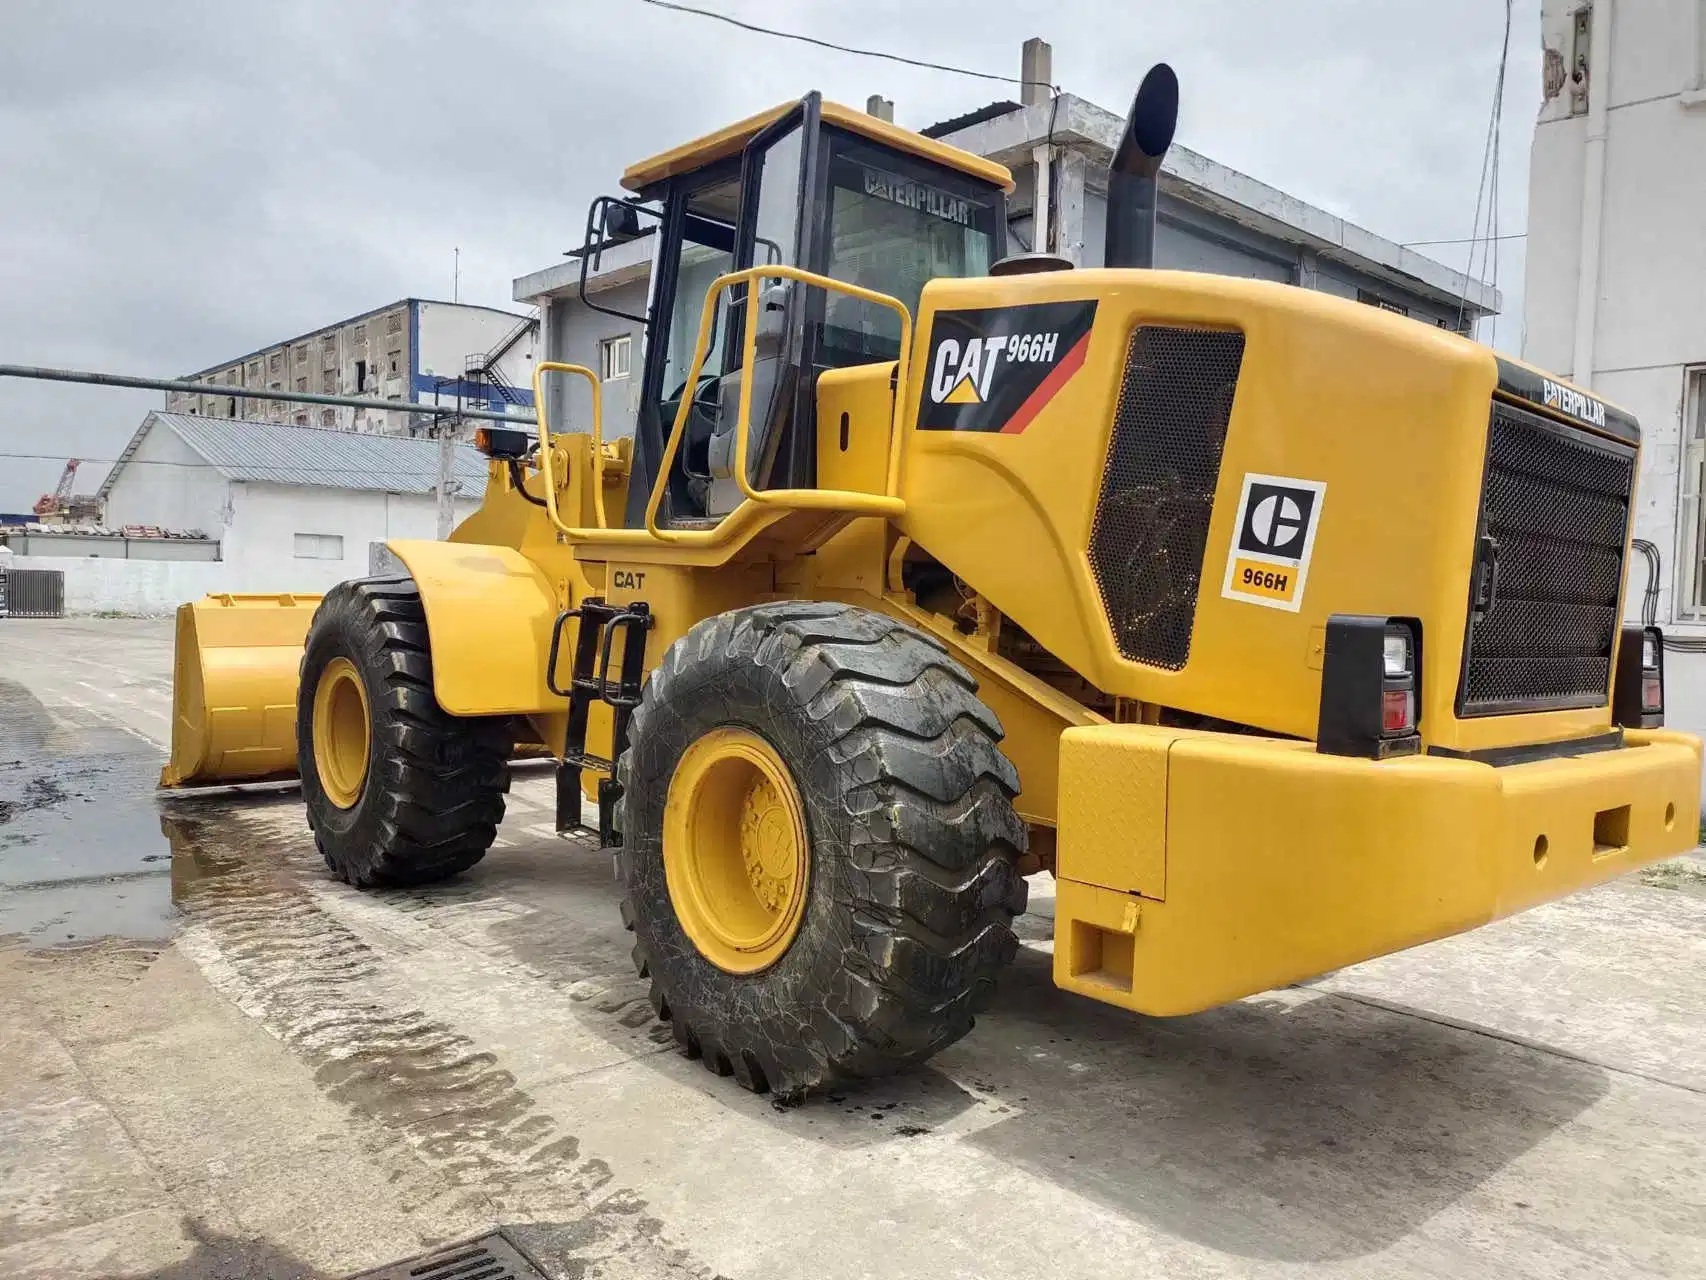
top-left (1221, 473), bottom-right (1326, 611)
top-left (918, 300), bottom-right (1097, 434)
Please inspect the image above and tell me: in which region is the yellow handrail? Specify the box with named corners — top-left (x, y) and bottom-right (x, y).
top-left (527, 360), bottom-right (606, 534)
top-left (640, 264), bottom-right (911, 544)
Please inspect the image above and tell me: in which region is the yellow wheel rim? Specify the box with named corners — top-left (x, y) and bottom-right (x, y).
top-left (663, 727), bottom-right (810, 974)
top-left (312, 656), bottom-right (371, 809)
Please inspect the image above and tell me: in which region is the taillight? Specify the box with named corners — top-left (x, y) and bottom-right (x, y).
top-left (1614, 624), bottom-right (1664, 729)
top-left (1318, 616), bottom-right (1422, 759)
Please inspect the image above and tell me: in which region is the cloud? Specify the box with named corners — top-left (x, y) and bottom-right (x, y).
top-left (0, 0), bottom-right (1534, 510)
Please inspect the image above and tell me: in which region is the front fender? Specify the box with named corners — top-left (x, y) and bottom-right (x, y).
top-left (385, 540), bottom-right (566, 716)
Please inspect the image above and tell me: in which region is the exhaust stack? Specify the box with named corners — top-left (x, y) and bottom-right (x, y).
top-left (1104, 63), bottom-right (1179, 269)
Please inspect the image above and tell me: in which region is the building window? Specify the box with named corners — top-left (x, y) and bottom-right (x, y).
top-left (356, 359), bottom-right (368, 391)
top-left (321, 370), bottom-right (336, 393)
top-left (386, 312), bottom-right (404, 335)
top-left (323, 336), bottom-right (337, 358)
top-left (1676, 369), bottom-right (1706, 618)
top-left (388, 354), bottom-right (400, 375)
top-left (354, 323), bottom-right (367, 346)
top-left (1356, 289), bottom-right (1409, 317)
top-left (294, 533), bottom-right (344, 560)
top-left (295, 376), bottom-right (308, 392)
top-left (321, 408), bottom-right (337, 427)
top-left (294, 412), bottom-right (309, 425)
top-left (248, 360), bottom-right (261, 379)
top-left (268, 352), bottom-right (283, 373)
top-left (294, 344), bottom-right (307, 365)
top-left (227, 397), bottom-right (237, 417)
top-left (600, 334), bottom-right (632, 380)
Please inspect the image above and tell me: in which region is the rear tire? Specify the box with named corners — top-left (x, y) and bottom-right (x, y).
top-left (617, 601), bottom-right (1028, 1097)
top-left (298, 577), bottom-right (510, 888)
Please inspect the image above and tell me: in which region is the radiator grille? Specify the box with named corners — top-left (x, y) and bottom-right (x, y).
top-left (1457, 400), bottom-right (1635, 715)
top-left (1087, 327), bottom-right (1245, 669)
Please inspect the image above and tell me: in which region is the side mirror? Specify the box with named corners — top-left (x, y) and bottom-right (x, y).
top-left (576, 195), bottom-right (658, 329)
top-left (603, 203), bottom-right (643, 243)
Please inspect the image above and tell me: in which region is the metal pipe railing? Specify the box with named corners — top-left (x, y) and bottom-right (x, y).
top-left (0, 363), bottom-right (536, 425)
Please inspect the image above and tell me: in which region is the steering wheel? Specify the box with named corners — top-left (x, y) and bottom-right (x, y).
top-left (692, 372), bottom-right (722, 415)
top-left (658, 373), bottom-right (724, 478)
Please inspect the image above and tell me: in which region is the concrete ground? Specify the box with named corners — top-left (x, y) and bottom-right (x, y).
top-left (2, 617), bottom-right (1705, 1280)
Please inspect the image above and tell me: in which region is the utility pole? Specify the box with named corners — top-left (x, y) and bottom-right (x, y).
top-left (453, 247), bottom-right (460, 304)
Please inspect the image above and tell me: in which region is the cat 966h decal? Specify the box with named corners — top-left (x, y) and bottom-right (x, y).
top-left (919, 300), bottom-right (1097, 434)
top-left (1220, 473), bottom-right (1326, 612)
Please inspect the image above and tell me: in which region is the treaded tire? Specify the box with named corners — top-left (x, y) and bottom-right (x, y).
top-left (617, 601), bottom-right (1028, 1097)
top-left (298, 576), bottom-right (511, 888)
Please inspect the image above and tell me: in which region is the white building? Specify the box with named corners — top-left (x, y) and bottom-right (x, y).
top-left (93, 411), bottom-right (485, 599)
top-left (1524, 0), bottom-right (1706, 745)
top-left (165, 298), bottom-right (538, 437)
top-left (514, 40), bottom-right (1499, 443)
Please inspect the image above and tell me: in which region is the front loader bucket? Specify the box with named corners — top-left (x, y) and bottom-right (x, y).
top-left (159, 593), bottom-right (323, 789)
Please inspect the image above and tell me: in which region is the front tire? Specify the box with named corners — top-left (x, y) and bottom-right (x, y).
top-left (617, 602), bottom-right (1028, 1097)
top-left (298, 577), bottom-right (510, 887)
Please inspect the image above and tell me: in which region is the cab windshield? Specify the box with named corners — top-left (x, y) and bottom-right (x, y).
top-left (817, 137), bottom-right (1000, 364)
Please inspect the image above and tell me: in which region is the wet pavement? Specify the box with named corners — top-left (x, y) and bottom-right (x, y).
top-left (2, 617), bottom-right (1706, 1279)
top-left (0, 678), bottom-right (179, 946)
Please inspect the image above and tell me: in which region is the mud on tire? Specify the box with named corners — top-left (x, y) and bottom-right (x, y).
top-left (616, 602), bottom-right (1028, 1097)
top-left (298, 577), bottom-right (511, 888)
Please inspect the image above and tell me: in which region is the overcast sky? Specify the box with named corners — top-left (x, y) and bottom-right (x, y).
top-left (0, 0), bottom-right (1537, 512)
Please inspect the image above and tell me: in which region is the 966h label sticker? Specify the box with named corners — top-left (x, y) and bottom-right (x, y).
top-left (1220, 473), bottom-right (1326, 612)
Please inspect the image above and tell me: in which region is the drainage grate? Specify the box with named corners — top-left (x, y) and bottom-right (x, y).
top-left (346, 1230), bottom-right (551, 1280)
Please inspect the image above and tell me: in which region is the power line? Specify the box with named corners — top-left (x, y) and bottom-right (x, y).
top-left (1456, 0), bottom-right (1513, 336)
top-left (1403, 232), bottom-right (1527, 249)
top-left (634, 0), bottom-right (1056, 91)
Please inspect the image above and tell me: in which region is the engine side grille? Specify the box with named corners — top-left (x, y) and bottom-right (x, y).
top-left (1457, 399), bottom-right (1636, 716)
top-left (1088, 326), bottom-right (1245, 669)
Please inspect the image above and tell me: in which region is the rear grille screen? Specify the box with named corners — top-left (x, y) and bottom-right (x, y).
top-left (1457, 399), bottom-right (1635, 715)
top-left (1088, 326), bottom-right (1245, 669)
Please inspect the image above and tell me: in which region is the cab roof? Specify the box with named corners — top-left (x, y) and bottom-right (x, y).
top-left (620, 98), bottom-right (1016, 196)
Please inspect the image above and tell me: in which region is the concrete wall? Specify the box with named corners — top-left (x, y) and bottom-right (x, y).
top-left (413, 301), bottom-right (537, 421)
top-left (20, 482), bottom-right (478, 612)
top-left (1525, 0), bottom-right (1706, 774)
top-left (1077, 179), bottom-right (1467, 328)
top-left (9, 556), bottom-right (231, 615)
top-left (547, 281), bottom-right (648, 441)
top-left (2, 534), bottom-right (217, 561)
top-left (104, 423), bottom-right (230, 536)
top-left (219, 482), bottom-right (479, 594)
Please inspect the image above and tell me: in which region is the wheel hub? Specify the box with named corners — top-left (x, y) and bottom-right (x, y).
top-left (663, 727), bottom-right (810, 974)
top-left (312, 656), bottom-right (371, 809)
top-left (739, 772), bottom-right (800, 912)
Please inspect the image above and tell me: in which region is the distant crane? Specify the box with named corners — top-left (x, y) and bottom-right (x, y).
top-left (33, 458), bottom-right (81, 518)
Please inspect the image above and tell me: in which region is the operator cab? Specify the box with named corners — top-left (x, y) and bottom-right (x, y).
top-left (577, 96), bottom-right (1014, 528)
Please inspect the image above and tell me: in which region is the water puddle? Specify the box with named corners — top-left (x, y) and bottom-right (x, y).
top-left (0, 677), bottom-right (270, 946)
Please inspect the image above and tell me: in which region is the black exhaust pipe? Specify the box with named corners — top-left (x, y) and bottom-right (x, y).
top-left (1104, 63), bottom-right (1179, 269)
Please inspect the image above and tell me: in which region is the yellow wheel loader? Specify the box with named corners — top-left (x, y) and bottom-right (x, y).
top-left (164, 66), bottom-right (1702, 1097)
